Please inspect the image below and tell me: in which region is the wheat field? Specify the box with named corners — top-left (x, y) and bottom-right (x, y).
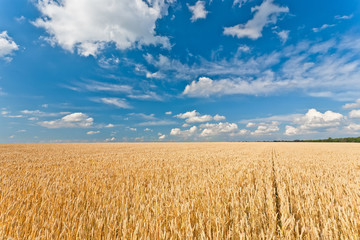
top-left (0, 143), bottom-right (359, 239)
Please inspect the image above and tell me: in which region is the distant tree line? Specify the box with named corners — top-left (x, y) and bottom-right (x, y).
top-left (273, 137), bottom-right (360, 143)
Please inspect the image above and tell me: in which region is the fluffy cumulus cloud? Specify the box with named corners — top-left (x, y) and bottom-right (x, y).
top-left (343, 99), bottom-right (360, 109)
top-left (39, 112), bottom-right (94, 128)
top-left (295, 109), bottom-right (344, 129)
top-left (34, 0), bottom-right (173, 56)
top-left (0, 31), bottom-right (19, 60)
top-left (224, 0), bottom-right (289, 40)
top-left (187, 1), bottom-right (208, 22)
top-left (175, 110), bottom-right (225, 123)
top-left (170, 110), bottom-right (248, 139)
top-left (284, 125), bottom-right (299, 136)
top-left (284, 109), bottom-right (344, 135)
top-left (199, 122), bottom-right (239, 137)
top-left (246, 121), bottom-right (279, 135)
top-left (349, 110), bottom-right (360, 119)
top-left (170, 126), bottom-right (198, 137)
top-left (345, 123), bottom-right (360, 131)
top-left (213, 114), bottom-right (226, 121)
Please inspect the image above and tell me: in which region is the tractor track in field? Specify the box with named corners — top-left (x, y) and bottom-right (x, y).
top-left (272, 149), bottom-right (282, 238)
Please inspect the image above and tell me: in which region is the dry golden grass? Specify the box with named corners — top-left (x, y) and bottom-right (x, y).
top-left (0, 142), bottom-right (359, 239)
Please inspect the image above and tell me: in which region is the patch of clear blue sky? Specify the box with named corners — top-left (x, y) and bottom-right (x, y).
top-left (0, 0), bottom-right (360, 142)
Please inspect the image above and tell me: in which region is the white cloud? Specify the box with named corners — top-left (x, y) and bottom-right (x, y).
top-left (34, 0), bottom-right (172, 56)
top-left (187, 1), bottom-right (208, 22)
top-left (170, 126), bottom-right (197, 137)
top-left (145, 71), bottom-right (165, 79)
top-left (144, 128), bottom-right (152, 131)
top-left (275, 30), bottom-right (289, 44)
top-left (248, 121), bottom-right (279, 135)
top-left (312, 24), bottom-right (336, 33)
top-left (233, 0), bottom-right (252, 7)
top-left (284, 125), bottom-right (299, 136)
top-left (170, 128), bottom-right (181, 136)
top-left (230, 129), bottom-right (250, 136)
top-left (16, 129), bottom-right (27, 133)
top-left (21, 109), bottom-right (69, 117)
top-left (1, 110), bottom-right (9, 116)
top-left (345, 123), bottom-right (360, 131)
top-left (224, 0), bottom-right (289, 40)
top-left (105, 123), bottom-right (115, 128)
top-left (349, 110), bottom-right (360, 119)
top-left (127, 127), bottom-right (137, 131)
top-left (176, 110), bottom-right (212, 123)
top-left (105, 137), bottom-right (116, 142)
top-left (240, 113), bottom-right (302, 124)
top-left (131, 112), bottom-right (177, 126)
top-left (68, 80), bottom-right (163, 102)
top-left (98, 56), bottom-right (120, 69)
top-left (0, 31), bottom-right (19, 60)
top-left (15, 16), bottom-right (26, 23)
top-left (335, 14), bottom-right (353, 20)
top-left (143, 51), bottom-right (273, 80)
top-left (294, 109), bottom-right (344, 129)
top-left (159, 134), bottom-right (166, 140)
top-left (213, 114), bottom-right (226, 121)
top-left (236, 45), bottom-right (251, 54)
top-left (284, 109), bottom-right (345, 135)
top-left (99, 98), bottom-right (132, 109)
top-left (183, 75), bottom-right (287, 97)
top-left (137, 120), bottom-right (177, 126)
top-left (143, 53), bottom-right (193, 79)
top-left (39, 112), bottom-right (94, 128)
top-left (175, 110), bottom-right (226, 123)
top-left (200, 122), bottom-right (239, 137)
top-left (343, 99), bottom-right (360, 109)
top-left (180, 36), bottom-right (360, 99)
top-left (69, 80), bottom-right (132, 93)
top-left (127, 91), bottom-right (163, 101)
top-left (129, 113), bottom-right (156, 120)
top-left (87, 130), bottom-right (100, 135)
top-left (165, 111), bottom-right (172, 115)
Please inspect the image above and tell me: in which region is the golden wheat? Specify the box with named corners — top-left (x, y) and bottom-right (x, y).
top-left (0, 143), bottom-right (359, 239)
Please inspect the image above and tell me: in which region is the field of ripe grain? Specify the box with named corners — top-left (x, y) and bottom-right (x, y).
top-left (0, 143), bottom-right (359, 239)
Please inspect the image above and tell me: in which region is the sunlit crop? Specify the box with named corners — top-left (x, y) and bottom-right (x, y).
top-left (0, 143), bottom-right (359, 239)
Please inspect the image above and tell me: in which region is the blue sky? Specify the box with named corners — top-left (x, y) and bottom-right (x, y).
top-left (1, 0), bottom-right (360, 142)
